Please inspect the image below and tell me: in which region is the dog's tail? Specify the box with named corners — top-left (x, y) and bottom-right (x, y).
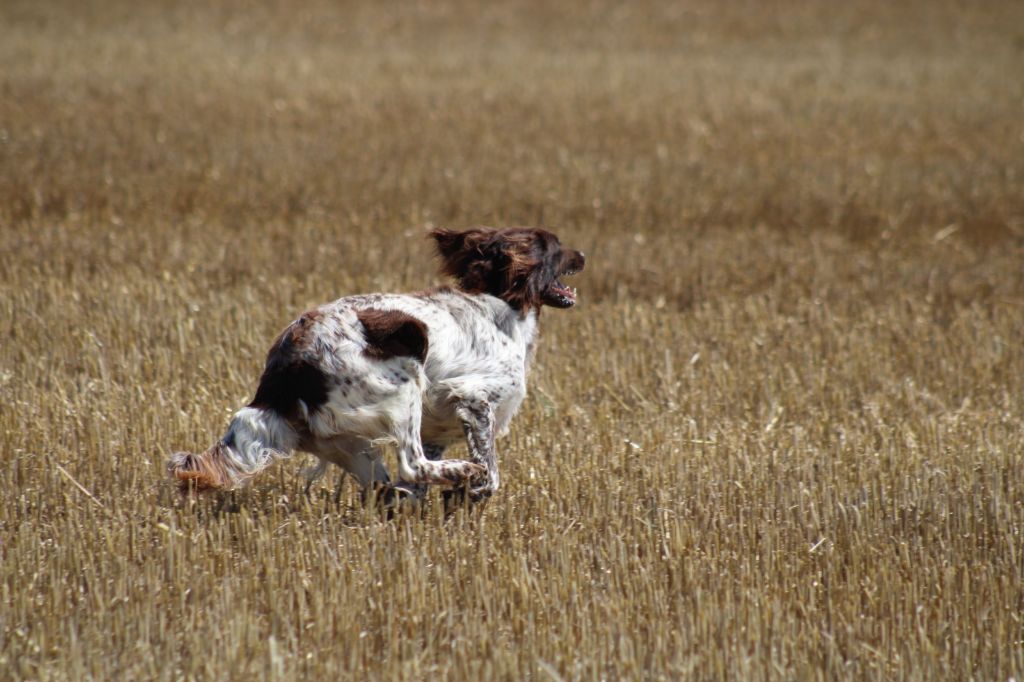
top-left (168, 406), bottom-right (299, 492)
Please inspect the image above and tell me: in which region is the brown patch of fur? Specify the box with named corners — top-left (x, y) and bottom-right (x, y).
top-left (430, 227), bottom-right (568, 312)
top-left (248, 310), bottom-right (331, 418)
top-left (288, 309), bottom-right (324, 347)
top-left (357, 308), bottom-right (429, 363)
top-left (499, 232), bottom-right (549, 311)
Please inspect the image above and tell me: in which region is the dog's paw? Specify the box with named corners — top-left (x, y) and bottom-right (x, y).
top-left (374, 483), bottom-right (424, 515)
top-left (468, 463), bottom-right (489, 485)
top-left (468, 484), bottom-right (494, 503)
top-left (441, 479), bottom-right (495, 516)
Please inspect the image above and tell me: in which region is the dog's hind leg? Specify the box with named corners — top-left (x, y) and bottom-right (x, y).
top-left (306, 435), bottom-right (388, 487)
top-left (303, 434), bottom-right (396, 504)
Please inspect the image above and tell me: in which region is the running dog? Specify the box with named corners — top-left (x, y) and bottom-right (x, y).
top-left (168, 227), bottom-right (585, 502)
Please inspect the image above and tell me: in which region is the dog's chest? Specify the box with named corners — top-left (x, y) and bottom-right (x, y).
top-left (418, 302), bottom-right (536, 442)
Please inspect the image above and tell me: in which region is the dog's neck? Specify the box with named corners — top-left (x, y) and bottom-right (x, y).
top-left (478, 293), bottom-right (540, 357)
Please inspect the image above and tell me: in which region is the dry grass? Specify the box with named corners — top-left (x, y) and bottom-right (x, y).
top-left (2, 0), bottom-right (1024, 678)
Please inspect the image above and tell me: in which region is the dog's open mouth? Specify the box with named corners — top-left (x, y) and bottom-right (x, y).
top-left (542, 259), bottom-right (583, 308)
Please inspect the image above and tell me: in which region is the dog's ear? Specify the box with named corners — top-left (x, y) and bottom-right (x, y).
top-left (429, 228), bottom-right (497, 292)
top-left (430, 228), bottom-right (467, 259)
top-left (429, 228), bottom-right (491, 258)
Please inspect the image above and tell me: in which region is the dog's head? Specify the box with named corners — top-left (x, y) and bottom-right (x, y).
top-left (430, 227), bottom-right (585, 313)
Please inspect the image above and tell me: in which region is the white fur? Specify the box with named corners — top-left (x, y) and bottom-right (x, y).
top-left (214, 288), bottom-right (538, 496)
top-left (217, 407), bottom-right (298, 479)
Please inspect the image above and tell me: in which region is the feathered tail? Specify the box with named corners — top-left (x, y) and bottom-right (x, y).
top-left (168, 406), bottom-right (298, 492)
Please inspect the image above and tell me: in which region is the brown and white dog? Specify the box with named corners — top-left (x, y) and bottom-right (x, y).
top-left (169, 228), bottom-right (585, 502)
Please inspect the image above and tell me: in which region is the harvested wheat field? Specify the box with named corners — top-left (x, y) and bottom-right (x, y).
top-left (2, 0), bottom-right (1023, 679)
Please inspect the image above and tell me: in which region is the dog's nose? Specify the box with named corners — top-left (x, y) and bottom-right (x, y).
top-left (576, 251), bottom-right (586, 269)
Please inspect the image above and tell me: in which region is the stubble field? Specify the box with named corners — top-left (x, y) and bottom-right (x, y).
top-left (2, 1), bottom-right (1023, 678)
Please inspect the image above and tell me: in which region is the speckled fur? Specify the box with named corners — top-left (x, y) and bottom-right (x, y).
top-left (168, 228), bottom-right (584, 501)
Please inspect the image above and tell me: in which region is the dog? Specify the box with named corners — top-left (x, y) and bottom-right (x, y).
top-left (168, 227), bottom-right (585, 503)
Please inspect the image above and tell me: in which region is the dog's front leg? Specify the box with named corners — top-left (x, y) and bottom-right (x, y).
top-left (392, 390), bottom-right (484, 487)
top-left (455, 400), bottom-right (498, 500)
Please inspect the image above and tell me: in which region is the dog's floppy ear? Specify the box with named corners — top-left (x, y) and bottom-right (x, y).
top-left (429, 228), bottom-right (497, 292)
top-left (430, 228), bottom-right (469, 258)
top-left (429, 228), bottom-right (492, 257)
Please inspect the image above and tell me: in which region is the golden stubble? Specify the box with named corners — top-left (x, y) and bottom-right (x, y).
top-left (1, 1), bottom-right (1022, 679)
